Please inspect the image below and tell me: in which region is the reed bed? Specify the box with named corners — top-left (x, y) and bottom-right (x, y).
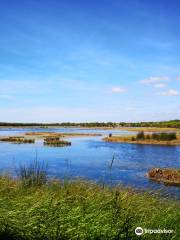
top-left (0, 136), bottom-right (35, 144)
top-left (44, 137), bottom-right (71, 147)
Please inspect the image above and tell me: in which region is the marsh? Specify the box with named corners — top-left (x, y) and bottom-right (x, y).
top-left (0, 127), bottom-right (180, 198)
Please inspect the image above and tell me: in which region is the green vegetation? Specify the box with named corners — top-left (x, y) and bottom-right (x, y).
top-left (132, 131), bottom-right (177, 141)
top-left (0, 137), bottom-right (35, 144)
top-left (44, 137), bottom-right (71, 147)
top-left (136, 131), bottom-right (145, 140)
top-left (1, 119), bottom-right (180, 128)
top-left (18, 161), bottom-right (47, 187)
top-left (118, 120), bottom-right (180, 128)
top-left (151, 132), bottom-right (176, 141)
top-left (0, 175), bottom-right (179, 240)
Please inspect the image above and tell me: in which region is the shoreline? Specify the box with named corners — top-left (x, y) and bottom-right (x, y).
top-left (24, 132), bottom-right (102, 139)
top-left (0, 125), bottom-right (179, 132)
top-left (104, 135), bottom-right (180, 146)
top-left (0, 132), bottom-right (102, 141)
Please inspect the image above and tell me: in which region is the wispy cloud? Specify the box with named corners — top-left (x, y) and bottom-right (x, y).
top-left (153, 83), bottom-right (167, 89)
top-left (159, 89), bottom-right (180, 96)
top-left (110, 87), bottom-right (126, 93)
top-left (140, 76), bottom-right (170, 84)
top-left (176, 76), bottom-right (180, 81)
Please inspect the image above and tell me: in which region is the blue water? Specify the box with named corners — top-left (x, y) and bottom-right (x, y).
top-left (0, 127), bottom-right (133, 136)
top-left (0, 127), bottom-right (180, 198)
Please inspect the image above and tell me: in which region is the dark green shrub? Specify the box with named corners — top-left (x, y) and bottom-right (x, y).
top-left (166, 132), bottom-right (176, 140)
top-left (146, 134), bottom-right (151, 140)
top-left (152, 132), bottom-right (176, 141)
top-left (152, 133), bottom-right (160, 140)
top-left (136, 131), bottom-right (145, 140)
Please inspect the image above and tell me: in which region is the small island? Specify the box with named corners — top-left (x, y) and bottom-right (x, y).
top-left (25, 132), bottom-right (102, 138)
top-left (147, 168), bottom-right (180, 186)
top-left (104, 131), bottom-right (180, 146)
top-left (44, 137), bottom-right (71, 147)
top-left (0, 136), bottom-right (35, 144)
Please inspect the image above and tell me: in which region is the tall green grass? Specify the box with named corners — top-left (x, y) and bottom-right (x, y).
top-left (0, 175), bottom-right (179, 239)
top-left (17, 160), bottom-right (47, 187)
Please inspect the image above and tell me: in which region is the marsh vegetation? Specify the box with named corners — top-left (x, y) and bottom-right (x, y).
top-left (0, 162), bottom-right (179, 240)
top-left (135, 131), bottom-right (177, 141)
top-left (104, 131), bottom-right (180, 145)
top-left (0, 136), bottom-right (35, 144)
top-left (44, 137), bottom-right (71, 147)
top-left (148, 168), bottom-right (180, 186)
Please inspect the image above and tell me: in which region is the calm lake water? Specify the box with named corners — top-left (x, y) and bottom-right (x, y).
top-left (0, 127), bottom-right (180, 198)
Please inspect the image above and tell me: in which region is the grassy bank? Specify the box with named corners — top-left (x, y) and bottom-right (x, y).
top-left (116, 127), bottom-right (179, 132)
top-left (0, 176), bottom-right (179, 239)
top-left (104, 133), bottom-right (180, 146)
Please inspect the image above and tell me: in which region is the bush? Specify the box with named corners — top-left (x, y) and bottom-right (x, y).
top-left (152, 133), bottom-right (160, 141)
top-left (131, 136), bottom-right (136, 141)
top-left (146, 134), bottom-right (151, 140)
top-left (136, 131), bottom-right (145, 140)
top-left (152, 132), bottom-right (176, 141)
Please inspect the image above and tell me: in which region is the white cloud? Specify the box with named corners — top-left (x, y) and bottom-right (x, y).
top-left (140, 76), bottom-right (170, 84)
top-left (153, 83), bottom-right (167, 89)
top-left (111, 87), bottom-right (126, 93)
top-left (159, 89), bottom-right (180, 96)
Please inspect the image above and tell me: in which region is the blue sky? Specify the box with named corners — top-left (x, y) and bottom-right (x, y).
top-left (0, 0), bottom-right (180, 122)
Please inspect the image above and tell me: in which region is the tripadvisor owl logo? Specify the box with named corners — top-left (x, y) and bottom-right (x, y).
top-left (135, 227), bottom-right (144, 236)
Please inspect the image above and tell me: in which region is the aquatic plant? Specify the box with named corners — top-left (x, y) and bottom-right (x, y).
top-left (44, 137), bottom-right (71, 147)
top-left (17, 160), bottom-right (47, 187)
top-left (0, 137), bottom-right (35, 144)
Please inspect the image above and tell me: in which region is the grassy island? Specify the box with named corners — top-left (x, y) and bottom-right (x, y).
top-left (0, 136), bottom-right (35, 144)
top-left (25, 132), bottom-right (102, 138)
top-left (44, 137), bottom-right (71, 147)
top-left (104, 131), bottom-right (180, 146)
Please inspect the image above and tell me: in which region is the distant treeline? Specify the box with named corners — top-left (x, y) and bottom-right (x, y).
top-left (0, 120), bottom-right (180, 128)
